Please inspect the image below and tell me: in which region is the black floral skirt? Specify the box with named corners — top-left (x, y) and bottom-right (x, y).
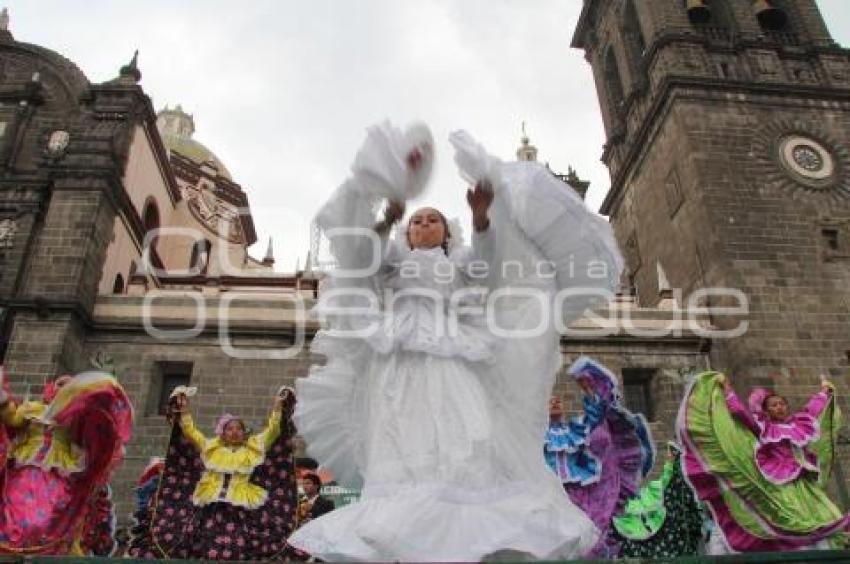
top-left (128, 422), bottom-right (299, 560)
top-left (615, 464), bottom-right (705, 558)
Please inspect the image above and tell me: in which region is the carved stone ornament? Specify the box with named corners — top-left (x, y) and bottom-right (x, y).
top-left (46, 129), bottom-right (70, 157)
top-left (752, 119), bottom-right (850, 206)
top-left (185, 184), bottom-right (243, 244)
top-left (0, 218), bottom-right (17, 248)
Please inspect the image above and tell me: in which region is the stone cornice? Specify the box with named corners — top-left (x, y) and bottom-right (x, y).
top-left (4, 297), bottom-right (93, 327)
top-left (561, 333), bottom-right (712, 351)
top-left (157, 273), bottom-right (317, 289)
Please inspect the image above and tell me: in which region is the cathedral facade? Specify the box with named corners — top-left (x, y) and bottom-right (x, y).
top-left (0, 0), bottom-right (847, 524)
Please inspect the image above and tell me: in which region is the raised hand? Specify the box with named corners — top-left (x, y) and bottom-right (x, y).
top-left (406, 147), bottom-right (424, 171)
top-left (384, 200), bottom-right (406, 225)
top-left (376, 199), bottom-right (405, 235)
top-left (466, 181), bottom-right (493, 232)
top-left (276, 385), bottom-right (297, 414)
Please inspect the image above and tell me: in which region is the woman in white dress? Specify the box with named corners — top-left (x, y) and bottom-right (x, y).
top-left (287, 122), bottom-right (623, 561)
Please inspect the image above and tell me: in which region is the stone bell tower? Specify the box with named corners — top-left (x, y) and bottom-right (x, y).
top-left (571, 0), bottom-right (850, 391)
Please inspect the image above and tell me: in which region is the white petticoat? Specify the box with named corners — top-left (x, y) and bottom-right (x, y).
top-left (291, 351), bottom-right (598, 561)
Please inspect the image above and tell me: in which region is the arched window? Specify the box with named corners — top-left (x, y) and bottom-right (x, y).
top-left (685, 0), bottom-right (711, 25)
top-left (685, 0), bottom-right (735, 39)
top-left (755, 0), bottom-right (793, 37)
top-left (142, 197), bottom-right (161, 253)
top-left (622, 0), bottom-right (647, 92)
top-left (112, 273), bottom-right (125, 294)
top-left (189, 239), bottom-right (211, 275)
top-left (604, 47), bottom-right (626, 123)
top-left (142, 197), bottom-right (160, 232)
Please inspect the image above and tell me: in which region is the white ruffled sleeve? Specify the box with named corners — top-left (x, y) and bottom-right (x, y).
top-left (449, 129), bottom-right (623, 322)
top-left (447, 129), bottom-right (625, 487)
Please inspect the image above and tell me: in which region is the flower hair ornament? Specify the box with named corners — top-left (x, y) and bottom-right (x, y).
top-left (748, 387), bottom-right (775, 417)
top-left (215, 413), bottom-right (245, 436)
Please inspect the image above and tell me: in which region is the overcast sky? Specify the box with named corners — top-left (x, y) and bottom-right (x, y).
top-left (5, 1), bottom-right (850, 271)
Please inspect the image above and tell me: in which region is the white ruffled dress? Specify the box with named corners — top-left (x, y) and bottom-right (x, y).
top-left (288, 123), bottom-right (623, 561)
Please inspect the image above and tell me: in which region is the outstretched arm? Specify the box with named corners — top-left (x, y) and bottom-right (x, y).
top-left (255, 387), bottom-right (294, 449)
top-left (173, 394), bottom-right (206, 450)
top-left (720, 376), bottom-right (760, 435)
top-left (803, 379), bottom-right (834, 418)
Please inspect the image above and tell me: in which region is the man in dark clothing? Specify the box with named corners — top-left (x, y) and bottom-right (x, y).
top-left (300, 473), bottom-right (335, 520)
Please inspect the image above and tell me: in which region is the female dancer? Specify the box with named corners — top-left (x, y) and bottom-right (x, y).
top-left (128, 387), bottom-right (298, 560)
top-left (678, 371), bottom-right (850, 552)
top-left (288, 122), bottom-right (624, 561)
top-left (612, 442), bottom-right (704, 557)
top-left (0, 370), bottom-right (132, 556)
top-left (555, 357), bottom-right (655, 558)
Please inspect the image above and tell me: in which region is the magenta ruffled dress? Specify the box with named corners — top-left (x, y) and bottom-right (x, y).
top-left (725, 388), bottom-right (827, 485)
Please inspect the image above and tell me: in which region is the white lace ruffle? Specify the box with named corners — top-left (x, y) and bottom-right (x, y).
top-left (288, 475), bottom-right (598, 561)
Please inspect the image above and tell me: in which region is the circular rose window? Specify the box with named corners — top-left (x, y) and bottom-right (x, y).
top-left (752, 119), bottom-right (850, 204)
top-left (778, 135), bottom-right (835, 183)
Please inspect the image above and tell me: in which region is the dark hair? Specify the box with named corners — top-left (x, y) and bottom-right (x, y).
top-left (762, 393), bottom-right (786, 411)
top-left (303, 473), bottom-right (322, 488)
top-left (406, 208), bottom-right (451, 255)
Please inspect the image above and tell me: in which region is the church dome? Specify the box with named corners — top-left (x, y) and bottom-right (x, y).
top-left (156, 105), bottom-right (232, 180)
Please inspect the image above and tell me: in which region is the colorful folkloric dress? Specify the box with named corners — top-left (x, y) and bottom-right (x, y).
top-left (127, 408), bottom-right (298, 560)
top-left (128, 457), bottom-right (164, 550)
top-left (612, 447), bottom-right (704, 557)
top-left (288, 124), bottom-right (624, 561)
top-left (678, 371), bottom-right (850, 552)
top-left (559, 357), bottom-right (655, 559)
top-left (0, 371), bottom-right (132, 556)
top-left (545, 415), bottom-right (601, 487)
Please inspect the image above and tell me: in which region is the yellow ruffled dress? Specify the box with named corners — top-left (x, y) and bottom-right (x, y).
top-left (179, 410), bottom-right (281, 509)
top-left (0, 401), bottom-right (85, 473)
